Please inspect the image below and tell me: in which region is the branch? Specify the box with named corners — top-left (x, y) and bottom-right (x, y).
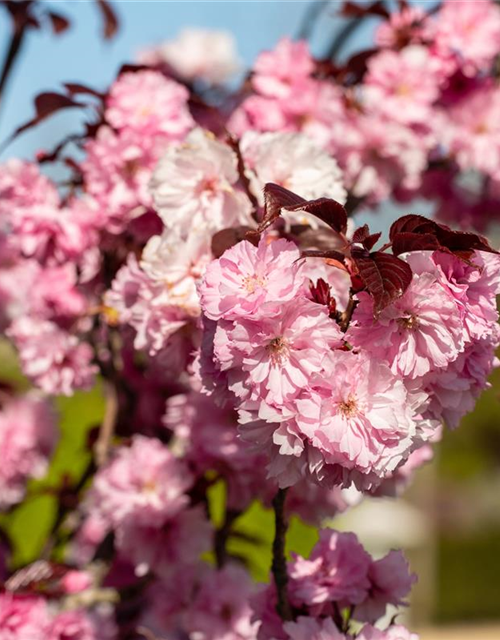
top-left (94, 379), bottom-right (118, 466)
top-left (271, 488), bottom-right (293, 621)
top-left (340, 294), bottom-right (357, 332)
top-left (214, 508), bottom-right (241, 568)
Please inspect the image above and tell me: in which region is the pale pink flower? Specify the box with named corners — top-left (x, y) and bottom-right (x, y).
top-left (153, 28), bottom-right (241, 84)
top-left (303, 258), bottom-right (351, 312)
top-left (289, 529), bottom-right (371, 608)
top-left (116, 506), bottom-right (212, 579)
top-left (422, 333), bottom-right (499, 428)
top-left (89, 435), bottom-right (192, 530)
top-left (241, 131), bottom-right (346, 228)
top-left (252, 38), bottom-right (314, 99)
top-left (364, 46), bottom-right (440, 124)
top-left (347, 270), bottom-right (465, 379)
top-left (105, 70), bottom-right (193, 138)
top-left (432, 0), bottom-right (500, 70)
top-left (441, 84), bottom-right (500, 178)
top-left (200, 235), bottom-right (305, 322)
top-left (298, 350), bottom-right (418, 488)
top-left (150, 128), bottom-right (252, 236)
top-left (375, 7), bottom-right (427, 48)
top-left (408, 250), bottom-right (500, 342)
top-left (355, 550), bottom-right (417, 623)
top-left (214, 299), bottom-right (344, 404)
top-left (0, 593), bottom-right (50, 638)
top-left (8, 318), bottom-right (97, 396)
top-left (0, 394), bottom-right (57, 509)
top-left (0, 159), bottom-right (59, 215)
top-left (82, 126), bottom-right (166, 232)
top-left (331, 111), bottom-right (430, 203)
top-left (185, 565), bottom-right (259, 640)
top-left (283, 616), bottom-right (346, 640)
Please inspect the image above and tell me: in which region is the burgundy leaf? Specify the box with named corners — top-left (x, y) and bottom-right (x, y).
top-left (64, 82), bottom-right (104, 99)
top-left (47, 11), bottom-right (70, 34)
top-left (258, 183), bottom-right (306, 233)
top-left (351, 247), bottom-right (413, 312)
top-left (211, 227), bottom-right (258, 258)
top-left (391, 231), bottom-right (441, 255)
top-left (390, 214), bottom-right (498, 257)
top-left (301, 249), bottom-right (347, 264)
top-left (7, 92), bottom-right (84, 142)
top-left (341, 1), bottom-right (390, 19)
top-left (95, 0), bottom-right (119, 40)
top-left (285, 197), bottom-right (348, 235)
top-left (352, 224), bottom-right (381, 251)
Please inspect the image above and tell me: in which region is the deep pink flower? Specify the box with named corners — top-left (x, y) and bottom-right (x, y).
top-left (0, 593), bottom-right (51, 638)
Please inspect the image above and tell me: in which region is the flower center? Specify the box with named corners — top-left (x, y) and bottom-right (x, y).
top-left (266, 336), bottom-right (290, 365)
top-left (397, 313), bottom-right (420, 330)
top-left (338, 394), bottom-right (358, 418)
top-left (242, 274), bottom-right (267, 293)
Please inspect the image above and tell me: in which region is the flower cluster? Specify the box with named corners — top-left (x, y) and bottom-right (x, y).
top-left (230, 0), bottom-right (500, 228)
top-left (1, 6), bottom-right (500, 640)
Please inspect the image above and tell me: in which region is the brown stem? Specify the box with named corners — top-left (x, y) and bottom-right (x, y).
top-left (94, 379), bottom-right (119, 466)
top-left (214, 508), bottom-right (241, 569)
top-left (340, 295), bottom-right (357, 332)
top-left (271, 488), bottom-right (293, 621)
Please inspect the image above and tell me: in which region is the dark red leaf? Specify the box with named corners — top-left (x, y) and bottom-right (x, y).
top-left (391, 231), bottom-right (441, 255)
top-left (258, 183), bottom-right (306, 233)
top-left (211, 227), bottom-right (258, 258)
top-left (47, 11), bottom-right (70, 34)
top-left (6, 92), bottom-right (84, 142)
top-left (285, 197), bottom-right (348, 235)
top-left (351, 247), bottom-right (413, 312)
top-left (64, 82), bottom-right (104, 99)
top-left (352, 224), bottom-right (381, 251)
top-left (95, 0), bottom-right (119, 40)
top-left (341, 1), bottom-right (390, 19)
top-left (301, 249), bottom-right (347, 264)
top-left (390, 214), bottom-right (498, 257)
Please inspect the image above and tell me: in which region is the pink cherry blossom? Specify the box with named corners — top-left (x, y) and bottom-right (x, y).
top-left (355, 550), bottom-right (417, 623)
top-left (150, 127), bottom-right (252, 237)
top-left (283, 616), bottom-right (346, 640)
top-left (0, 593), bottom-right (51, 638)
top-left (0, 393), bottom-right (57, 509)
top-left (105, 70), bottom-right (193, 138)
top-left (241, 131), bottom-right (346, 228)
top-left (288, 529), bottom-right (371, 608)
top-left (151, 28), bottom-right (241, 84)
top-left (364, 46), bottom-right (440, 124)
top-left (252, 38), bottom-right (314, 99)
top-left (213, 299), bottom-right (343, 405)
top-left (357, 625), bottom-right (419, 640)
top-left (8, 318), bottom-right (97, 396)
top-left (89, 435), bottom-right (193, 530)
top-left (347, 270), bottom-right (465, 379)
top-left (200, 235), bottom-right (305, 321)
top-left (185, 565), bottom-right (259, 640)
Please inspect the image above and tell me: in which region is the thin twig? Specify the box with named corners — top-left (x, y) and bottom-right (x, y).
top-left (94, 379), bottom-right (119, 466)
top-left (340, 295), bottom-right (357, 332)
top-left (271, 488), bottom-right (293, 621)
top-left (214, 508), bottom-right (241, 569)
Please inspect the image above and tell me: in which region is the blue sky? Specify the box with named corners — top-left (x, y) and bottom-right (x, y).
top-left (0, 1), bottom-right (378, 161)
